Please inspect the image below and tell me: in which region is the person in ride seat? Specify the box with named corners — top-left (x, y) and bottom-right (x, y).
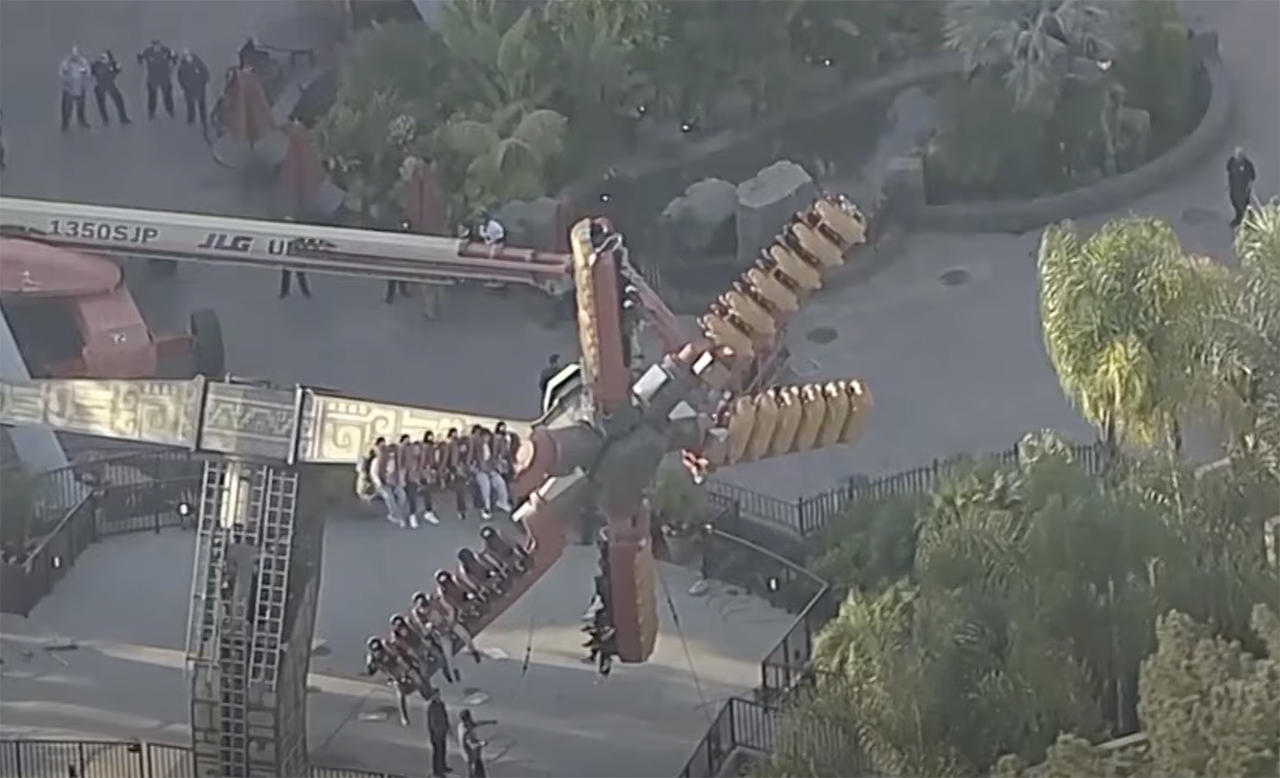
top-left (470, 426), bottom-right (512, 519)
top-left (436, 570), bottom-right (485, 624)
top-left (396, 434), bottom-right (421, 529)
top-left (370, 437), bottom-right (408, 526)
top-left (416, 431), bottom-right (441, 525)
top-left (458, 548), bottom-right (506, 597)
top-left (413, 590), bottom-right (481, 666)
top-left (408, 594), bottom-right (460, 684)
top-left (480, 525), bottom-right (529, 574)
top-left (355, 444), bottom-right (378, 502)
top-left (365, 636), bottom-right (419, 726)
top-left (492, 421), bottom-right (518, 495)
top-left (444, 428), bottom-right (471, 520)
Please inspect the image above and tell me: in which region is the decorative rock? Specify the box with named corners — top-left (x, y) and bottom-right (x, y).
top-left (659, 179), bottom-right (738, 256)
top-left (735, 161), bottom-right (819, 265)
top-left (493, 197), bottom-right (563, 251)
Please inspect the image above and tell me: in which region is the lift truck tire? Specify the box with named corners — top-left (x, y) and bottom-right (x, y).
top-left (189, 309), bottom-right (226, 378)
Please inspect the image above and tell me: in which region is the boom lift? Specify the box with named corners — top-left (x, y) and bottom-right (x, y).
top-left (0, 196), bottom-right (797, 388)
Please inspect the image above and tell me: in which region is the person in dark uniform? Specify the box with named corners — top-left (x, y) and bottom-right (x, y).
top-left (278, 216), bottom-right (312, 298)
top-left (538, 354), bottom-right (562, 399)
top-left (137, 39), bottom-right (177, 120)
top-left (426, 691), bottom-right (452, 777)
top-left (90, 52), bottom-right (130, 125)
top-left (1227, 147), bottom-right (1257, 228)
top-left (177, 48), bottom-right (210, 132)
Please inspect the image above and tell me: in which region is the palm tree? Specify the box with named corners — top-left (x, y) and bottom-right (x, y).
top-left (436, 105), bottom-right (567, 217)
top-left (1038, 217), bottom-right (1219, 457)
top-left (437, 0), bottom-right (552, 119)
top-left (1200, 201), bottom-right (1280, 457)
top-left (539, 0), bottom-right (665, 120)
top-left (944, 0), bottom-right (1118, 115)
top-left (314, 89), bottom-right (428, 222)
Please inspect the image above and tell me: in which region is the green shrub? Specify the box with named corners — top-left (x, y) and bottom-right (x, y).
top-left (809, 493), bottom-right (922, 592)
top-left (1113, 0), bottom-right (1194, 153)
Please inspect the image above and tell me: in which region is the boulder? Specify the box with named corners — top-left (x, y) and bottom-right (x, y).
top-left (659, 179), bottom-right (738, 256)
top-left (735, 161), bottom-right (819, 265)
top-left (493, 197), bottom-right (564, 251)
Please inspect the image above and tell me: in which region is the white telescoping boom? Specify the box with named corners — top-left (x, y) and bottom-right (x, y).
top-left (0, 197), bottom-right (574, 295)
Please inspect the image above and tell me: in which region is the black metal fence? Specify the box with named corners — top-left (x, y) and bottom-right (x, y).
top-left (0, 450), bottom-right (202, 617)
top-left (683, 440), bottom-right (1111, 776)
top-left (0, 739), bottom-right (402, 778)
top-left (707, 441), bottom-right (1106, 537)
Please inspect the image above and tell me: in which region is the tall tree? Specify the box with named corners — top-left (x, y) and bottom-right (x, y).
top-left (1038, 217), bottom-right (1220, 456)
top-left (944, 0), bottom-right (1117, 115)
top-left (996, 607), bottom-right (1280, 778)
top-left (1200, 201), bottom-right (1280, 459)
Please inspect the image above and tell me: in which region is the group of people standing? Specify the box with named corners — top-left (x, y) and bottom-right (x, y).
top-left (359, 424), bottom-right (519, 526)
top-left (57, 40), bottom-right (210, 133)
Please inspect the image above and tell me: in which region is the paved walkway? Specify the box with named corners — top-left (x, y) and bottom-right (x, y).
top-left (0, 518), bottom-right (791, 777)
top-left (722, 0), bottom-right (1279, 499)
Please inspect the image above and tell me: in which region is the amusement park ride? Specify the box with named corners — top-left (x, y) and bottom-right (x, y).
top-left (0, 193), bottom-right (873, 776)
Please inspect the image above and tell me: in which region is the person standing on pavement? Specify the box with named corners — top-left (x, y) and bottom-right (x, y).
top-left (1227, 146), bottom-right (1257, 228)
top-left (177, 48), bottom-right (210, 132)
top-left (90, 52), bottom-right (131, 126)
top-left (278, 216), bottom-right (313, 298)
top-left (58, 46), bottom-right (92, 132)
top-left (137, 39), bottom-right (177, 120)
top-left (457, 709), bottom-right (496, 778)
top-left (426, 691), bottom-right (453, 777)
top-left (538, 353), bottom-right (562, 400)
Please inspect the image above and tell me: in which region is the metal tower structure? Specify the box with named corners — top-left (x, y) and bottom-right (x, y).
top-left (186, 461), bottom-right (320, 776)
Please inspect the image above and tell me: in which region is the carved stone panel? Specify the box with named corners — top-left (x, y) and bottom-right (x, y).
top-left (199, 384), bottom-right (298, 460)
top-left (0, 379), bottom-right (201, 447)
top-left (298, 391), bottom-right (533, 464)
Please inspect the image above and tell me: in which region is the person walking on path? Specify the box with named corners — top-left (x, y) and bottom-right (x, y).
top-left (1227, 146), bottom-right (1257, 228)
top-left (58, 46), bottom-right (91, 131)
top-left (177, 48), bottom-right (210, 132)
top-left (90, 51), bottom-right (130, 125)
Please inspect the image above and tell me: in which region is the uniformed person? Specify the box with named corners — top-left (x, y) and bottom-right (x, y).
top-left (90, 51), bottom-right (131, 125)
top-left (426, 691), bottom-right (452, 777)
top-left (136, 39), bottom-right (177, 120)
top-left (58, 47), bottom-right (92, 131)
top-left (177, 48), bottom-right (210, 131)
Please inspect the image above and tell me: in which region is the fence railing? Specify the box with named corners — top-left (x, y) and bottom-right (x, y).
top-left (0, 739), bottom-right (402, 778)
top-left (0, 450), bottom-right (202, 617)
top-left (707, 441), bottom-right (1105, 537)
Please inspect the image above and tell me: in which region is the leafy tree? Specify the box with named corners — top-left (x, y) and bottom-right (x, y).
top-left (996, 607), bottom-right (1280, 778)
top-left (436, 0), bottom-right (553, 119)
top-left (944, 0), bottom-right (1117, 116)
top-left (539, 0), bottom-right (666, 122)
top-left (314, 89), bottom-right (430, 223)
top-left (770, 434), bottom-right (1277, 777)
top-left (435, 105), bottom-right (567, 218)
top-left (1200, 201), bottom-right (1280, 462)
top-left (1038, 217), bottom-right (1223, 457)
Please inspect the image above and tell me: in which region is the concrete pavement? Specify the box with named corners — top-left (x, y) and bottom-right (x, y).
top-left (720, 0), bottom-right (1279, 500)
top-left (0, 517), bottom-right (793, 777)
